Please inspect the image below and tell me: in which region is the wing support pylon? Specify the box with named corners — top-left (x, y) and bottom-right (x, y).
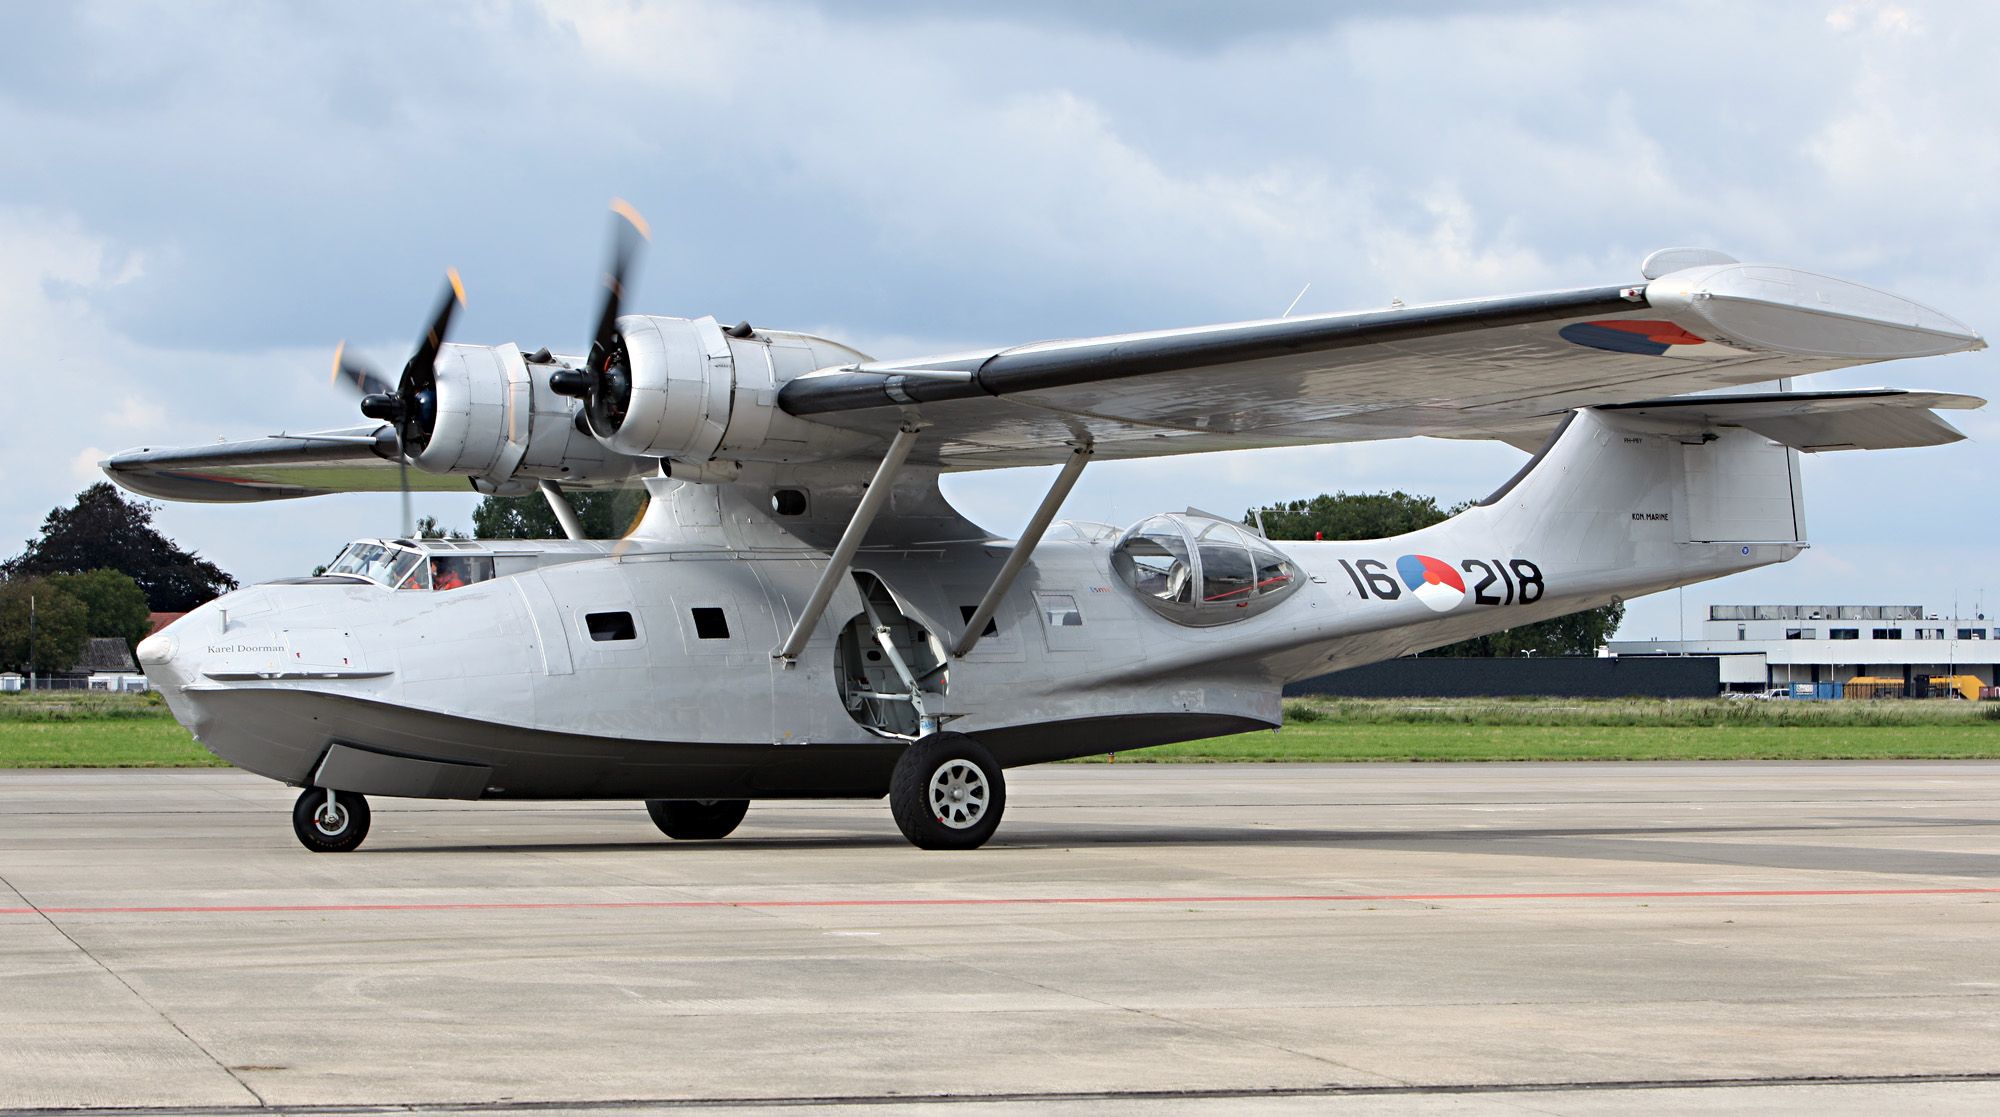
top-left (539, 480), bottom-right (588, 541)
top-left (773, 426), bottom-right (923, 664)
top-left (952, 442), bottom-right (1093, 658)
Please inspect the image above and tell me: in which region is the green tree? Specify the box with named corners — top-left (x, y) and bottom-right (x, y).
top-left (414, 515), bottom-right (467, 541)
top-left (471, 488), bottom-right (649, 540)
top-left (3, 483), bottom-right (237, 612)
top-left (1441, 600), bottom-right (1625, 658)
top-left (1251, 490), bottom-right (1623, 657)
top-left (47, 569), bottom-right (154, 652)
top-left (0, 577), bottom-right (91, 676)
top-left (1257, 490), bottom-right (1454, 542)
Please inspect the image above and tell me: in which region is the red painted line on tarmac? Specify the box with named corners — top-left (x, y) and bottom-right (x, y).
top-left (3, 886), bottom-right (1999, 916)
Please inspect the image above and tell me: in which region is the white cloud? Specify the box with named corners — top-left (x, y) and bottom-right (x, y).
top-left (68, 447), bottom-right (108, 485)
top-left (1827, 2), bottom-right (1922, 35)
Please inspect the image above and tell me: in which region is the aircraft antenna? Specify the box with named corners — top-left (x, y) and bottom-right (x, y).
top-left (1281, 283), bottom-right (1311, 319)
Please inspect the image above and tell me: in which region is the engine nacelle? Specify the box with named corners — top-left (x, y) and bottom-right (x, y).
top-left (412, 342), bottom-right (649, 493)
top-left (595, 315), bottom-right (876, 465)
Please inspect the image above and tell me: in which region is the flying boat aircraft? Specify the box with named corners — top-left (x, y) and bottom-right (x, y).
top-left (105, 205), bottom-right (1987, 850)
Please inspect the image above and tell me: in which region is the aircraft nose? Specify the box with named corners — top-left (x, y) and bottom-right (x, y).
top-left (137, 616), bottom-right (193, 690)
top-left (138, 597), bottom-right (238, 692)
top-left (135, 630), bottom-right (176, 666)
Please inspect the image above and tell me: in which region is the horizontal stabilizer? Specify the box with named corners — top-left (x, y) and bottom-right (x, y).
top-left (1597, 388), bottom-right (1983, 452)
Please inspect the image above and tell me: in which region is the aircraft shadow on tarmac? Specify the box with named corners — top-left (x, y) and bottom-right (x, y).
top-left (364, 815), bottom-right (2000, 877)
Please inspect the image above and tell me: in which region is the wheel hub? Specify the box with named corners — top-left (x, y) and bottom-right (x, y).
top-left (928, 758), bottom-right (989, 830)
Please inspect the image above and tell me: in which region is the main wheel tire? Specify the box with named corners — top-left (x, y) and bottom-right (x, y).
top-left (889, 733), bottom-right (1006, 850)
top-left (645, 799), bottom-right (749, 840)
top-left (291, 788), bottom-right (371, 853)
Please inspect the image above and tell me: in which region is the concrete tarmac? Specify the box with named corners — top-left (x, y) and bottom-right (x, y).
top-left (1, 761), bottom-right (1998, 1115)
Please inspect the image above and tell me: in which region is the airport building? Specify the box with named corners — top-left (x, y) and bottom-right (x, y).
top-left (1606, 604), bottom-right (1999, 695)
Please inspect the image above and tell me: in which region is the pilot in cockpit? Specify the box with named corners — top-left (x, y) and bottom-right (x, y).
top-left (431, 557), bottom-right (469, 591)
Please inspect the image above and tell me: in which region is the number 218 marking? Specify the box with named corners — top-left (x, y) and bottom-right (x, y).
top-left (1461, 558), bottom-right (1544, 605)
top-left (1336, 557), bottom-right (1544, 606)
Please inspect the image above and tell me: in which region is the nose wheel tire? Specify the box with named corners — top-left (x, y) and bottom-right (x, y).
top-left (889, 733), bottom-right (1006, 850)
top-left (291, 788), bottom-right (371, 853)
top-left (645, 799), bottom-right (749, 840)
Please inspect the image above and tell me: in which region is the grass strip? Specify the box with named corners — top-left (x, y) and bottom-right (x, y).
top-left (0, 693), bottom-right (1994, 768)
top-left (1084, 723), bottom-right (2000, 763)
top-left (0, 719), bottom-right (227, 768)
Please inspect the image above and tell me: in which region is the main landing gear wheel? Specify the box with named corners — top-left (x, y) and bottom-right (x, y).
top-left (889, 733), bottom-right (1006, 851)
top-left (291, 788), bottom-right (371, 853)
top-left (645, 799), bottom-right (750, 840)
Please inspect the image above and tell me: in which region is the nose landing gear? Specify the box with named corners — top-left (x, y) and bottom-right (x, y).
top-left (291, 787), bottom-right (372, 852)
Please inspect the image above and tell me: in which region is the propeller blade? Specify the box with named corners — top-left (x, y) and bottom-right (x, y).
top-left (387, 268), bottom-right (467, 458)
top-left (609, 490), bottom-right (650, 559)
top-left (325, 272), bottom-right (463, 541)
top-left (404, 267), bottom-right (466, 384)
top-left (329, 341), bottom-right (396, 398)
top-left (588, 199), bottom-right (650, 375)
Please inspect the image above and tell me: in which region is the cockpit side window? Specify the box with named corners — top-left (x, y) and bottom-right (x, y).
top-left (397, 561), bottom-right (432, 591)
top-left (429, 555), bottom-right (495, 591)
top-left (384, 549), bottom-right (422, 589)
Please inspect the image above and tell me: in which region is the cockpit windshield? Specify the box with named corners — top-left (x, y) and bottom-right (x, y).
top-left (321, 542), bottom-right (495, 591)
top-left (325, 542), bottom-right (423, 588)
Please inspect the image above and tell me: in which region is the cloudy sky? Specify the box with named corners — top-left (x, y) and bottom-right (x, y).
top-left (3, 0), bottom-right (1994, 638)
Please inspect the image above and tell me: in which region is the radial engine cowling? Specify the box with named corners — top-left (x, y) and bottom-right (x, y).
top-left (411, 342), bottom-right (638, 493)
top-left (590, 315), bottom-right (873, 465)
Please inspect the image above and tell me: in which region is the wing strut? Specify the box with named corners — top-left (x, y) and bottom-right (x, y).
top-left (539, 481), bottom-right (588, 541)
top-left (952, 442), bottom-right (1093, 658)
top-left (774, 426), bottom-right (923, 664)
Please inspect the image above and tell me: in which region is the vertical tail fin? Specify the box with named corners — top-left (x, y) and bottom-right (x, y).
top-left (1444, 407), bottom-right (1804, 607)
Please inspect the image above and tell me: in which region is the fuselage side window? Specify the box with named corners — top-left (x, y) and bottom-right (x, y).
top-left (958, 605), bottom-right (999, 637)
top-left (1035, 592), bottom-right (1083, 628)
top-left (691, 607), bottom-right (731, 640)
top-left (586, 611), bottom-right (637, 642)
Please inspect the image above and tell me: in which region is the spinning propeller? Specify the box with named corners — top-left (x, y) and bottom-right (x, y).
top-left (321, 199), bottom-right (650, 538)
top-left (329, 268), bottom-right (466, 538)
top-left (548, 199), bottom-right (651, 436)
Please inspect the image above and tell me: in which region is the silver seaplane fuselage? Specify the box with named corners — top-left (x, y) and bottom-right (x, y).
top-left (140, 409), bottom-right (1789, 804)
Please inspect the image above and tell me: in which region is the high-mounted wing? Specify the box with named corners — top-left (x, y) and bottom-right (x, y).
top-left (101, 249), bottom-right (1988, 508)
top-left (100, 426), bottom-right (472, 503)
top-left (104, 202), bottom-right (662, 508)
top-left (779, 260), bottom-right (1986, 466)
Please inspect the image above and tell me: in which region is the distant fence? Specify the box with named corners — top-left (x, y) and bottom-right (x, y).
top-left (0, 676), bottom-right (150, 693)
top-left (1284, 656), bottom-right (1723, 700)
